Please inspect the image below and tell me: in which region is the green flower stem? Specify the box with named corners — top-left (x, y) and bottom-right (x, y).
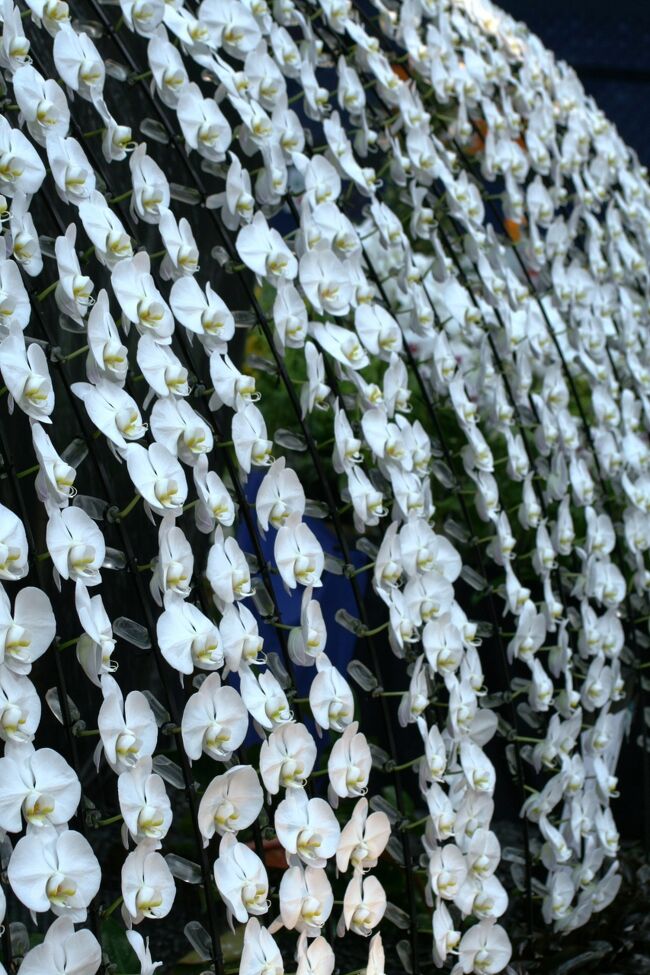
top-left (103, 895), bottom-right (123, 919)
top-left (110, 189), bottom-right (133, 205)
top-left (360, 621), bottom-right (389, 637)
top-left (57, 637), bottom-right (80, 651)
top-left (16, 463), bottom-right (40, 479)
top-left (62, 344), bottom-right (89, 363)
top-left (97, 813), bottom-right (123, 827)
top-left (36, 281), bottom-right (57, 302)
top-left (116, 494), bottom-right (141, 521)
top-left (403, 815), bottom-right (429, 831)
top-left (391, 756), bottom-right (421, 772)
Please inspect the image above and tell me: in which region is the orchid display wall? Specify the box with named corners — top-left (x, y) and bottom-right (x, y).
top-left (0, 0), bottom-right (647, 973)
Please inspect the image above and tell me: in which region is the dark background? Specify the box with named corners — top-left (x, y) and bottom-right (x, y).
top-left (499, 0), bottom-right (650, 164)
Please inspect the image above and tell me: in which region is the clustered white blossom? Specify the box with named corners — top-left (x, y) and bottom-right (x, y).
top-left (0, 0), bottom-right (646, 972)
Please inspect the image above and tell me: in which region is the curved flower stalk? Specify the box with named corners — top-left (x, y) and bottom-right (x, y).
top-left (0, 0), bottom-right (648, 973)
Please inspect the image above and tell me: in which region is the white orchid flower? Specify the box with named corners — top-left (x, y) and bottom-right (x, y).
top-left (12, 64), bottom-right (70, 144)
top-left (126, 931), bottom-right (162, 975)
top-left (287, 586), bottom-right (326, 666)
top-left (259, 723), bottom-right (316, 795)
top-left (111, 251), bottom-right (174, 344)
top-left (312, 322), bottom-right (368, 371)
top-left (236, 211), bottom-right (297, 282)
top-left (46, 506), bottom-right (105, 586)
top-left (207, 526), bottom-right (253, 606)
top-left (301, 341), bottom-right (330, 416)
top-left (19, 916), bottom-right (101, 975)
top-left (75, 582), bottom-right (116, 686)
top-left (209, 151), bottom-right (254, 231)
top-left (178, 83), bottom-right (232, 161)
top-left (457, 920), bottom-right (511, 974)
top-left (309, 655), bottom-right (353, 733)
top-left (275, 787), bottom-right (340, 867)
top-left (9, 192), bottom-right (43, 276)
top-left (181, 672), bottom-right (248, 761)
top-left (55, 224), bottom-right (94, 325)
top-left (0, 115), bottom-right (46, 196)
top-left (192, 455), bottom-right (235, 532)
top-left (118, 756), bottom-right (172, 843)
top-left (197, 765), bottom-right (263, 843)
top-left (255, 458), bottom-right (305, 533)
top-left (0, 740), bottom-right (79, 831)
top-left (0, 664), bottom-right (40, 742)
top-left (129, 144), bottom-right (170, 224)
top-left (336, 797), bottom-right (390, 874)
top-left (157, 591), bottom-right (222, 674)
top-left (199, 0), bottom-right (261, 57)
top-left (0, 583), bottom-right (55, 674)
top-left (239, 918), bottom-right (283, 975)
top-left (240, 668), bottom-right (293, 731)
top-left (53, 25), bottom-right (105, 98)
top-left (84, 289), bottom-right (128, 385)
top-left (0, 0), bottom-right (31, 74)
top-left (220, 602), bottom-right (264, 673)
top-left (296, 932), bottom-right (334, 975)
top-left (209, 352), bottom-right (259, 411)
top-left (299, 251), bottom-right (353, 317)
top-left (98, 674), bottom-right (157, 773)
top-left (0, 257), bottom-right (31, 334)
top-left (78, 195), bottom-right (133, 269)
top-left (232, 402), bottom-right (274, 473)
top-left (137, 334), bottom-right (189, 399)
top-left (159, 207), bottom-right (199, 280)
top-left (120, 0), bottom-right (164, 35)
top-left (328, 721), bottom-right (371, 800)
top-left (274, 513), bottom-right (324, 589)
top-left (121, 838), bottom-right (176, 924)
top-left (71, 380), bottom-right (146, 449)
top-left (150, 516), bottom-right (193, 604)
top-left (273, 281), bottom-right (308, 349)
top-left (8, 826), bottom-right (100, 920)
top-left (170, 276), bottom-right (235, 352)
top-left (274, 864), bottom-right (333, 936)
top-left (123, 443), bottom-right (187, 517)
top-left (47, 136), bottom-right (96, 205)
top-left (428, 844), bottom-right (467, 901)
top-left (339, 874), bottom-right (386, 937)
top-left (214, 832), bottom-right (269, 924)
top-left (0, 329), bottom-right (54, 422)
top-left (148, 33), bottom-right (188, 107)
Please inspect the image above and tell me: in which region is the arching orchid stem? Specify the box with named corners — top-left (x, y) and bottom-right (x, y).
top-left (348, 561), bottom-right (375, 577)
top-left (97, 813), bottom-right (123, 827)
top-left (57, 637), bottom-right (79, 651)
top-left (361, 621), bottom-right (389, 638)
top-left (128, 68), bottom-right (151, 83)
top-left (62, 344), bottom-right (89, 363)
top-left (76, 728), bottom-right (100, 737)
top-left (116, 494), bottom-right (141, 521)
top-left (16, 463), bottom-right (39, 479)
top-left (110, 189), bottom-right (133, 205)
top-left (403, 815), bottom-right (429, 831)
top-left (36, 281), bottom-right (57, 302)
top-left (102, 895), bottom-right (123, 919)
top-left (391, 756), bottom-right (422, 772)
